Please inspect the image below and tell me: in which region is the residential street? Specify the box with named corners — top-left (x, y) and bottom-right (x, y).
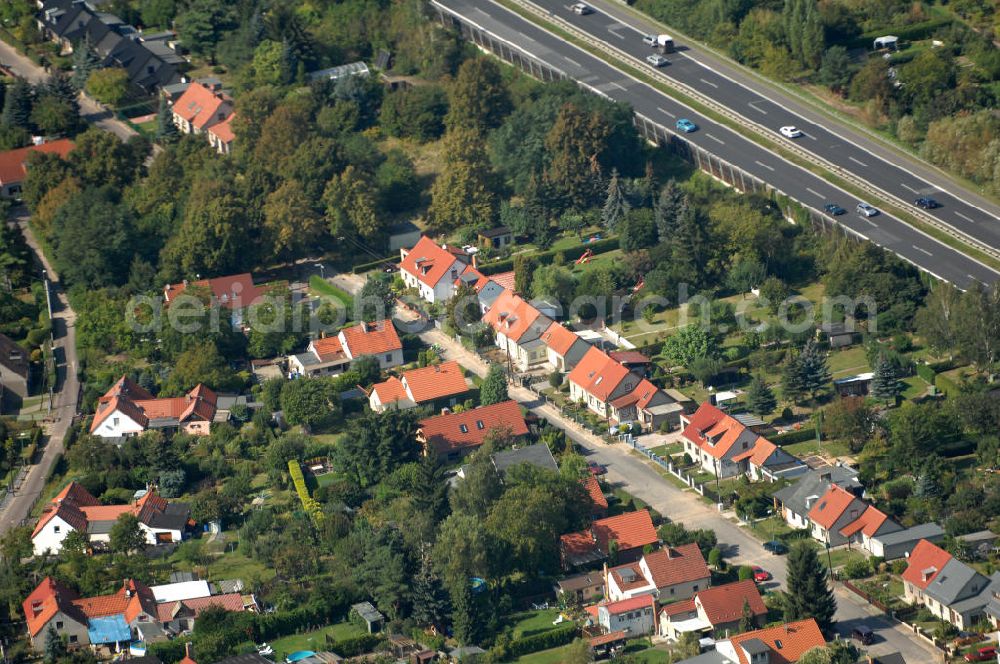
top-left (0, 210), bottom-right (80, 533)
top-left (0, 38), bottom-right (138, 141)
top-left (414, 323), bottom-right (942, 663)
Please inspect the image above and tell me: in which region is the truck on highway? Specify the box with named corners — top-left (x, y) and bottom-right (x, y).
top-left (655, 34), bottom-right (675, 53)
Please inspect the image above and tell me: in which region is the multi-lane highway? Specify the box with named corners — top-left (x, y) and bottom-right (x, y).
top-left (433, 0), bottom-right (1000, 287)
top-left (531, 0), bottom-right (1000, 254)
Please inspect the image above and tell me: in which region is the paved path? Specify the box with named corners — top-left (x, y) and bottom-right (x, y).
top-left (417, 325), bottom-right (941, 662)
top-left (0, 211), bottom-right (80, 532)
top-left (0, 38), bottom-right (138, 141)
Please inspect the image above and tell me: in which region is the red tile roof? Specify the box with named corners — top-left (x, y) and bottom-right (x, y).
top-left (661, 598), bottom-right (697, 617)
top-left (560, 529), bottom-right (598, 561)
top-left (728, 618), bottom-right (825, 664)
top-left (567, 346), bottom-right (632, 402)
top-left (540, 321), bottom-right (580, 356)
top-left (172, 82), bottom-right (232, 131)
top-left (602, 594), bottom-right (656, 615)
top-left (340, 319), bottom-right (402, 357)
top-left (681, 402), bottom-right (751, 460)
top-left (695, 580), bottom-right (766, 625)
top-left (32, 481), bottom-right (100, 537)
top-left (609, 351), bottom-right (650, 365)
top-left (491, 271), bottom-right (516, 292)
top-left (207, 112), bottom-right (235, 143)
top-left (98, 376), bottom-right (153, 404)
top-left (400, 361), bottom-right (469, 403)
top-left (163, 273), bottom-right (270, 310)
top-left (589, 631), bottom-right (627, 647)
top-left (23, 577), bottom-right (82, 637)
top-left (371, 376), bottom-right (407, 405)
top-left (592, 510), bottom-right (658, 553)
top-left (400, 236), bottom-right (465, 288)
top-left (482, 289), bottom-right (545, 343)
top-left (901, 539), bottom-right (953, 590)
top-left (0, 139), bottom-right (74, 186)
top-left (156, 593), bottom-right (245, 621)
top-left (91, 380), bottom-right (216, 433)
top-left (807, 484), bottom-right (860, 530)
top-left (731, 438), bottom-right (777, 466)
top-left (610, 378), bottom-right (661, 410)
top-left (582, 475), bottom-right (608, 512)
top-left (454, 264), bottom-right (490, 291)
top-left (643, 543), bottom-right (711, 587)
top-left (839, 505), bottom-right (890, 538)
top-left (418, 400), bottom-right (528, 454)
top-left (310, 336), bottom-right (346, 363)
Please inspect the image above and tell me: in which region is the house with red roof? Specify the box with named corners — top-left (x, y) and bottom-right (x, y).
top-left (163, 273), bottom-right (277, 329)
top-left (540, 321), bottom-right (590, 372)
top-left (170, 80), bottom-right (235, 154)
top-left (680, 403), bottom-right (805, 480)
top-left (23, 576), bottom-right (250, 651)
top-left (604, 543), bottom-right (710, 602)
top-left (288, 335), bottom-right (350, 378)
top-left (0, 139), bottom-right (75, 198)
top-left (806, 484), bottom-right (902, 550)
top-left (658, 579), bottom-right (767, 641)
top-left (399, 236), bottom-right (471, 303)
top-left (90, 376), bottom-right (217, 439)
top-left (901, 538), bottom-right (998, 630)
top-left (560, 510), bottom-right (659, 568)
top-left (368, 360), bottom-right (471, 412)
top-left (481, 289), bottom-right (554, 372)
top-left (568, 346), bottom-right (682, 431)
top-left (715, 618), bottom-right (826, 664)
top-left (417, 400), bottom-right (529, 460)
top-left (339, 319), bottom-right (402, 369)
top-left (32, 481), bottom-right (191, 556)
top-left (582, 474), bottom-right (608, 518)
top-left (597, 594), bottom-right (657, 636)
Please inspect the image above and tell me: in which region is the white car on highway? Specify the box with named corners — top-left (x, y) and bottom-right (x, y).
top-left (570, 3), bottom-right (593, 14)
top-left (779, 126), bottom-right (803, 138)
top-left (646, 54), bottom-right (669, 67)
top-left (642, 34), bottom-right (657, 46)
top-left (856, 203), bottom-right (879, 217)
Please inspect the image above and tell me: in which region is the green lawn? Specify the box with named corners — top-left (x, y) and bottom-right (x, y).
top-left (268, 622), bottom-right (365, 657)
top-left (516, 640), bottom-right (670, 663)
top-left (827, 346), bottom-right (870, 377)
top-left (309, 275), bottom-right (354, 309)
top-left (782, 438), bottom-right (851, 459)
top-left (205, 551), bottom-right (276, 584)
top-left (648, 443), bottom-right (682, 458)
top-left (509, 608), bottom-right (564, 638)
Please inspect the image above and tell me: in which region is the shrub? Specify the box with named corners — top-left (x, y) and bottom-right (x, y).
top-left (329, 634), bottom-right (384, 658)
top-left (772, 428), bottom-right (820, 445)
top-left (890, 559), bottom-right (908, 575)
top-left (915, 363), bottom-right (936, 384)
top-left (503, 624), bottom-right (577, 657)
top-left (738, 565), bottom-right (754, 581)
top-left (843, 557), bottom-right (872, 579)
top-left (288, 460), bottom-right (323, 524)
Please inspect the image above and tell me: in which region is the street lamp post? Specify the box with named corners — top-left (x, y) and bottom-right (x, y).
top-left (317, 263), bottom-right (326, 280)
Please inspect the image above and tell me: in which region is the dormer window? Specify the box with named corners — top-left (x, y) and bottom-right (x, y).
top-left (476, 420), bottom-right (485, 430)
top-left (459, 424), bottom-right (468, 433)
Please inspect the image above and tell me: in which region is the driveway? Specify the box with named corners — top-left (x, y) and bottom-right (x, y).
top-left (0, 211), bottom-right (80, 532)
top-left (417, 324), bottom-right (940, 663)
top-left (0, 37), bottom-right (138, 141)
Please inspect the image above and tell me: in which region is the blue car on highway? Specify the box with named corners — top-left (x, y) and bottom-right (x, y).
top-left (675, 118), bottom-right (697, 133)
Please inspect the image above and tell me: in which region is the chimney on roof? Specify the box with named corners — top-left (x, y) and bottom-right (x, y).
top-left (440, 407), bottom-right (451, 415)
top-left (472, 254), bottom-right (478, 269)
top-left (434, 365), bottom-right (440, 373)
top-left (182, 279), bottom-right (189, 287)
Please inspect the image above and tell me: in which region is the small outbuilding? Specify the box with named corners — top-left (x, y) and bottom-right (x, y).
top-left (873, 35), bottom-right (899, 51)
top-left (350, 601), bottom-right (385, 634)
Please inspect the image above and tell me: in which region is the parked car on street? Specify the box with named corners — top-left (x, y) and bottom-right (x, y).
top-left (763, 540), bottom-right (788, 554)
top-left (852, 625), bottom-right (875, 645)
top-left (965, 647), bottom-right (997, 662)
top-left (752, 566), bottom-right (771, 583)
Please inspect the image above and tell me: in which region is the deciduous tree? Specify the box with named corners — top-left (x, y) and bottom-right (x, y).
top-left (480, 364), bottom-right (508, 406)
top-left (85, 68), bottom-right (129, 107)
top-left (110, 513), bottom-right (146, 555)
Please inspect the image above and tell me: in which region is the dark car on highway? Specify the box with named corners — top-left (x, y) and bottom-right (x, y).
top-left (914, 197), bottom-right (940, 209)
top-left (823, 203), bottom-right (846, 216)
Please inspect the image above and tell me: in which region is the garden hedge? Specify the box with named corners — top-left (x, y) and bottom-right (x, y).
top-left (771, 428), bottom-right (821, 446)
top-left (915, 363), bottom-right (936, 384)
top-left (504, 624), bottom-right (577, 658)
top-left (288, 460), bottom-right (324, 523)
top-left (477, 237), bottom-right (620, 275)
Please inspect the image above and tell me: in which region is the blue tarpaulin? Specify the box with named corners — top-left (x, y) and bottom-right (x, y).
top-left (87, 615), bottom-right (131, 644)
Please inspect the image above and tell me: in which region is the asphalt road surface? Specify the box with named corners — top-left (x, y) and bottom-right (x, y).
top-left (532, 0), bottom-right (1000, 253)
top-left (434, 0), bottom-right (1000, 288)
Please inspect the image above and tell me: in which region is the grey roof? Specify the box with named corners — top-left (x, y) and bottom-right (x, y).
top-left (144, 502), bottom-right (190, 531)
top-left (732, 413), bottom-right (766, 427)
top-left (0, 333), bottom-right (29, 378)
top-left (674, 652), bottom-right (729, 664)
top-left (958, 530), bottom-right (998, 543)
top-left (872, 522), bottom-right (944, 546)
top-left (477, 281), bottom-right (505, 308)
top-left (213, 579), bottom-right (244, 594)
top-left (646, 402), bottom-right (685, 415)
top-left (212, 655), bottom-right (274, 664)
top-left (449, 646), bottom-right (487, 658)
top-left (169, 571), bottom-right (197, 583)
top-left (86, 519), bottom-right (116, 535)
top-left (925, 557), bottom-right (989, 605)
top-left (555, 572), bottom-right (602, 592)
top-left (350, 601), bottom-right (384, 624)
top-left (492, 443), bottom-right (558, 475)
top-left (772, 466), bottom-right (861, 516)
top-left (478, 226), bottom-right (512, 238)
top-left (292, 352), bottom-right (320, 367)
top-left (873, 655), bottom-right (906, 664)
top-left (983, 573), bottom-right (1000, 619)
top-left (737, 638), bottom-right (770, 655)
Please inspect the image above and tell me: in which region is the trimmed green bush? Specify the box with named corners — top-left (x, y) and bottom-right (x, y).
top-left (772, 428), bottom-right (820, 445)
top-left (934, 372), bottom-right (961, 397)
top-left (504, 624), bottom-right (577, 657)
top-left (288, 460), bottom-right (324, 523)
top-left (478, 237), bottom-right (619, 275)
top-left (915, 363), bottom-right (936, 384)
top-left (329, 634), bottom-right (384, 658)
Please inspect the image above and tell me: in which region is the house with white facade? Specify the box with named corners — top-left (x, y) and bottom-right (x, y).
top-left (90, 377), bottom-right (217, 439)
top-left (539, 321), bottom-right (590, 372)
top-left (902, 539), bottom-right (999, 630)
top-left (170, 80), bottom-right (236, 154)
top-left (806, 484), bottom-right (903, 551)
top-left (567, 347), bottom-right (682, 431)
top-left (368, 361), bottom-right (470, 412)
top-left (773, 466), bottom-right (862, 531)
top-left (288, 336), bottom-right (351, 378)
top-left (658, 580), bottom-right (766, 641)
top-left (604, 544), bottom-right (710, 603)
top-left (398, 236), bottom-right (470, 303)
top-left (481, 289), bottom-right (553, 372)
top-left (32, 482), bottom-right (190, 556)
top-left (596, 595), bottom-right (657, 637)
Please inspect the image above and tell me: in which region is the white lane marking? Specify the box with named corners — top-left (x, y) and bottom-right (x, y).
top-left (699, 78), bottom-right (719, 89)
top-left (705, 133), bottom-right (724, 145)
top-left (913, 245), bottom-right (933, 257)
top-left (802, 132), bottom-right (817, 141)
top-left (754, 160), bottom-right (775, 172)
top-left (863, 217), bottom-right (878, 227)
top-left (901, 183), bottom-right (918, 194)
top-left (609, 81), bottom-right (627, 91)
top-left (748, 100), bottom-right (768, 114)
top-left (848, 156), bottom-right (868, 167)
top-left (657, 106), bottom-right (675, 118)
top-left (955, 211), bottom-right (976, 223)
top-left (564, 56), bottom-right (581, 67)
top-left (517, 31), bottom-right (536, 43)
top-left (806, 187), bottom-right (824, 198)
top-left (607, 27), bottom-right (625, 39)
